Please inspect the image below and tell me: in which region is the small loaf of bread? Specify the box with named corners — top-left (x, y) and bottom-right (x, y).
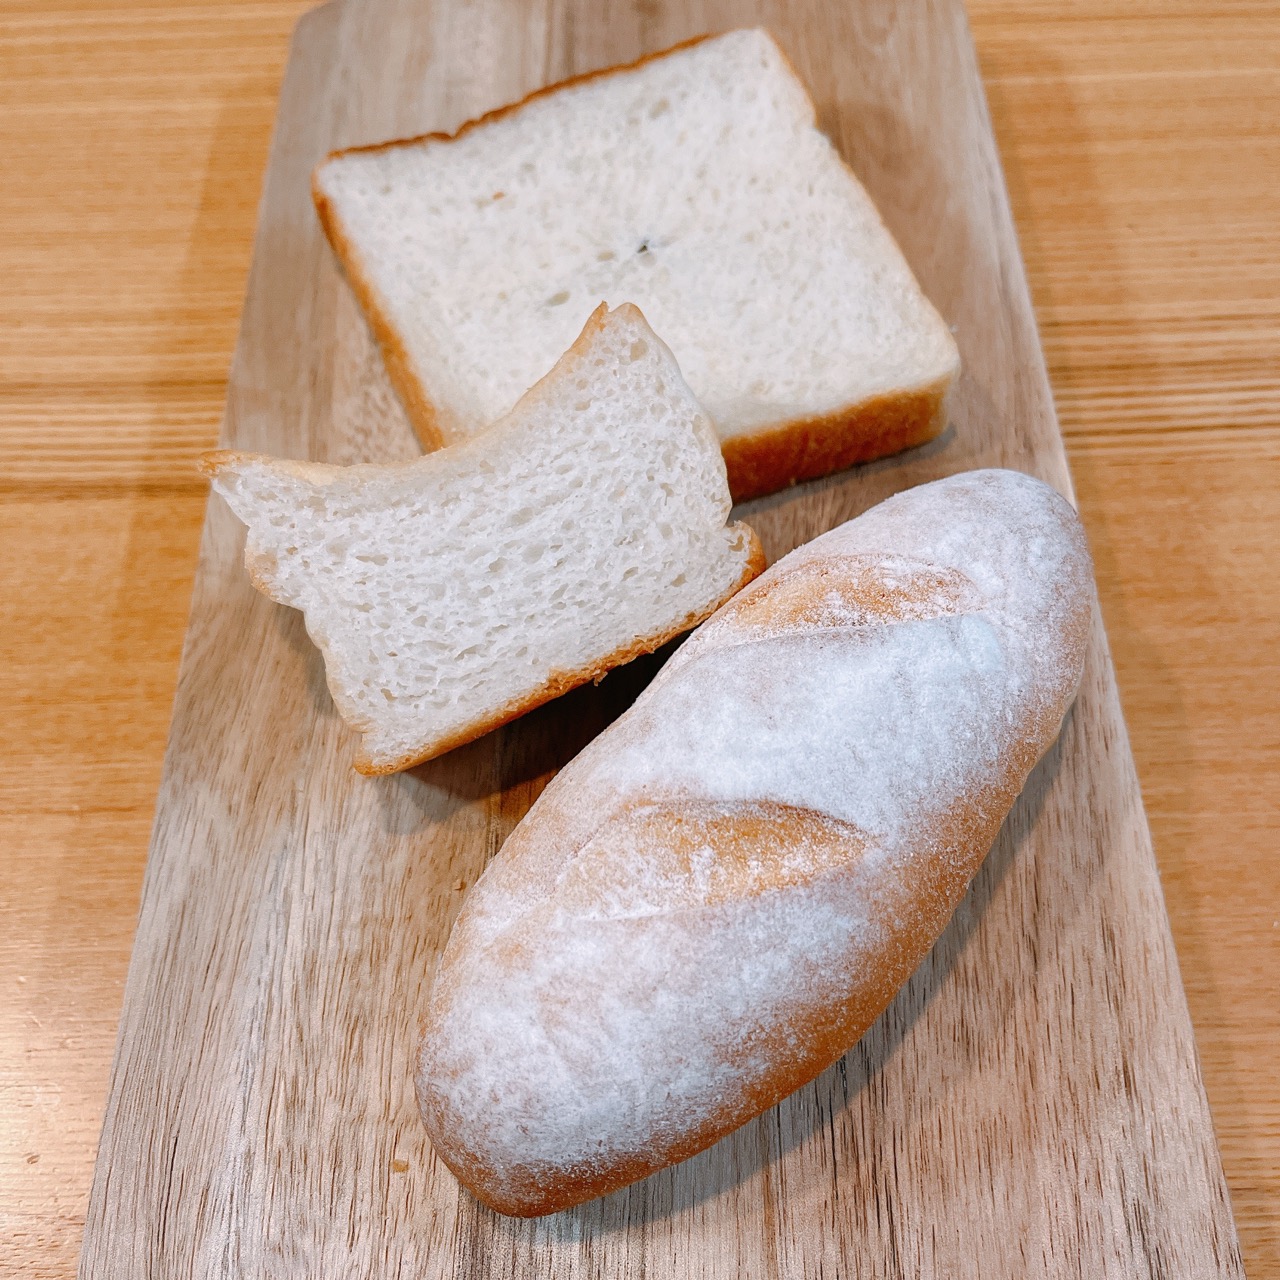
top-left (417, 468), bottom-right (1094, 1216)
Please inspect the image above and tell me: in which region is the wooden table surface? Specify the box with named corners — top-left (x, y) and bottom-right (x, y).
top-left (1, 1), bottom-right (1275, 1276)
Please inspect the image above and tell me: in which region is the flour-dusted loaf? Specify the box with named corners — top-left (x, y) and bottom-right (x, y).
top-left (202, 304), bottom-right (763, 774)
top-left (313, 29), bottom-right (960, 501)
top-left (417, 469), bottom-right (1094, 1215)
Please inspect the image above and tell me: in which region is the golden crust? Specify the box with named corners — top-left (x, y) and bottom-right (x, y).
top-left (458, 700), bottom-right (1069, 1217)
top-left (417, 475), bottom-right (1093, 1217)
top-left (353, 530), bottom-right (765, 775)
top-left (721, 378), bottom-right (952, 503)
top-left (312, 182), bottom-right (447, 452)
top-left (311, 32), bottom-right (960, 495)
top-left (436, 789), bottom-right (1027, 1218)
top-left (199, 448), bottom-right (335, 484)
top-left (311, 35), bottom-right (718, 458)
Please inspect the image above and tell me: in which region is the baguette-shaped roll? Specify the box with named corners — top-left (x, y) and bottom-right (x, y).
top-left (417, 469), bottom-right (1094, 1217)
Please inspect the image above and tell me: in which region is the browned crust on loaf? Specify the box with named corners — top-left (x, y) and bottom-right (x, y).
top-left (426, 728), bottom-right (1066, 1216)
top-left (451, 779), bottom-right (1036, 1216)
top-left (311, 183), bottom-right (446, 452)
top-left (449, 801), bottom-right (999, 1215)
top-left (311, 34), bottom-right (719, 455)
top-left (198, 451), bottom-right (226, 479)
top-left (432, 705), bottom-right (1074, 1217)
top-left (310, 32), bottom-right (772, 461)
top-left (200, 449), bottom-right (311, 481)
top-left (722, 378), bottom-right (952, 503)
top-left (354, 529), bottom-right (765, 775)
top-left (417, 500), bottom-right (1093, 1216)
top-left (312, 31), bottom-right (959, 498)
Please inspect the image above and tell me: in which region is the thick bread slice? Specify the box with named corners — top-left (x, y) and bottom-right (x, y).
top-left (313, 28), bottom-right (960, 501)
top-left (202, 304), bottom-right (764, 775)
top-left (416, 469), bottom-right (1094, 1215)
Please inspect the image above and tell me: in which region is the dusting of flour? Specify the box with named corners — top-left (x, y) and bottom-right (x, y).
top-left (418, 469), bottom-right (1094, 1204)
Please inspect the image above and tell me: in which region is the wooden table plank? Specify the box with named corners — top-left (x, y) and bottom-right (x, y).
top-left (76, 0), bottom-right (1244, 1273)
top-left (1, 1), bottom-right (1276, 1276)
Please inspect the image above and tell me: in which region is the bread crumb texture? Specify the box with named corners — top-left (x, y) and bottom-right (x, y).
top-left (204, 305), bottom-right (761, 772)
top-left (418, 469), bottom-right (1094, 1215)
top-left (315, 29), bottom-right (959, 470)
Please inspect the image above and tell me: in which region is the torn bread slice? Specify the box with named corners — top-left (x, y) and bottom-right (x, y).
top-left (203, 304), bottom-right (764, 775)
top-left (313, 28), bottom-right (960, 502)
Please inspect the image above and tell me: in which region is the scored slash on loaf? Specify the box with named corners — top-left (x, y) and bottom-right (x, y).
top-left (203, 304), bottom-right (763, 774)
top-left (313, 28), bottom-right (960, 501)
top-left (416, 469), bottom-right (1095, 1217)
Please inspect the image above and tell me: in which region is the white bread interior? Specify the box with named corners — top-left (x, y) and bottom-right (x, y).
top-left (314, 29), bottom-right (959, 497)
top-left (204, 304), bottom-right (763, 773)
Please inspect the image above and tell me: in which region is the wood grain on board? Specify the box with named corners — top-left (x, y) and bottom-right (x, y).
top-left (3, 0), bottom-right (1277, 1277)
top-left (72, 0), bottom-right (1243, 1273)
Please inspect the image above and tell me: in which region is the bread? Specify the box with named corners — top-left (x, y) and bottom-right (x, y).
top-left (202, 303), bottom-right (764, 775)
top-left (416, 468), bottom-right (1094, 1216)
top-left (313, 28), bottom-right (960, 502)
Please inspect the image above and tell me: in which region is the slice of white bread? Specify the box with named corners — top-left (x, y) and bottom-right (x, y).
top-left (202, 304), bottom-right (765, 775)
top-left (313, 28), bottom-right (961, 503)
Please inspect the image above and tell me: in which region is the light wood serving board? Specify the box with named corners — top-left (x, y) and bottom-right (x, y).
top-left (79, 1), bottom-right (1245, 1276)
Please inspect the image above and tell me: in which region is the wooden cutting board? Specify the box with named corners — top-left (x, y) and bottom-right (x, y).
top-left (78, 1), bottom-right (1244, 1275)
